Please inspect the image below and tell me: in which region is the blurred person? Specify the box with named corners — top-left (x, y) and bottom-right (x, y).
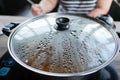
top-left (31, 0), bottom-right (112, 18)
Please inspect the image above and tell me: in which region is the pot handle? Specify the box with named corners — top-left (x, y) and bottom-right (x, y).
top-left (96, 14), bottom-right (116, 29)
top-left (2, 23), bottom-right (19, 36)
top-left (105, 64), bottom-right (120, 80)
top-left (96, 15), bottom-right (120, 38)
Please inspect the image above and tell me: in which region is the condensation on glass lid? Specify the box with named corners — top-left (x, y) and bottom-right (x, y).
top-left (10, 14), bottom-right (116, 73)
top-left (12, 29), bottom-right (115, 73)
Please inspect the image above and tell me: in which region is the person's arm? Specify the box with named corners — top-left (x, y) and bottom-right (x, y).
top-left (87, 0), bottom-right (113, 18)
top-left (31, 0), bottom-right (58, 16)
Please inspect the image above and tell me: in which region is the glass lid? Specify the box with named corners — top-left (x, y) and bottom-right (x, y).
top-left (9, 13), bottom-right (118, 74)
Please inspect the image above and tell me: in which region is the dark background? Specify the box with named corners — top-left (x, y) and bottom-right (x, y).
top-left (0, 0), bottom-right (120, 21)
top-left (0, 0), bottom-right (42, 15)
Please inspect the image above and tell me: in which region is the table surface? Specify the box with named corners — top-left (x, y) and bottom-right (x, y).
top-left (0, 15), bottom-right (120, 76)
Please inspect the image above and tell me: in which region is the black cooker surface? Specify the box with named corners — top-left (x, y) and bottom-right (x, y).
top-left (0, 51), bottom-right (120, 80)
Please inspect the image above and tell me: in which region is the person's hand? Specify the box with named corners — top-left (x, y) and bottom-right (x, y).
top-left (87, 9), bottom-right (106, 18)
top-left (31, 4), bottom-right (44, 16)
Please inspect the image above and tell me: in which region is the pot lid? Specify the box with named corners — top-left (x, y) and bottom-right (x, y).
top-left (9, 13), bottom-right (119, 75)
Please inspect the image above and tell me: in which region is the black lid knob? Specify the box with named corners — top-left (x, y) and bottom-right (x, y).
top-left (55, 17), bottom-right (70, 31)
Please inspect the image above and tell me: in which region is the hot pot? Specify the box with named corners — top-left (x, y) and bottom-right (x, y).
top-left (2, 13), bottom-right (120, 80)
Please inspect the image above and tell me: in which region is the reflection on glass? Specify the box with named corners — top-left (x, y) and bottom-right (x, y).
top-left (14, 17), bottom-right (56, 41)
top-left (11, 14), bottom-right (117, 72)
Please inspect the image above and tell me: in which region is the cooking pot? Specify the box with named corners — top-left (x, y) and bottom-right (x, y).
top-left (2, 13), bottom-right (120, 80)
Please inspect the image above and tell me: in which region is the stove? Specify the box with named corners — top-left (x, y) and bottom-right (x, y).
top-left (0, 50), bottom-right (120, 80)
